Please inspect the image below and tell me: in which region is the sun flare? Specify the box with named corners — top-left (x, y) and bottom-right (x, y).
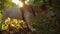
top-left (12, 0), bottom-right (24, 7)
top-left (12, 0), bottom-right (19, 4)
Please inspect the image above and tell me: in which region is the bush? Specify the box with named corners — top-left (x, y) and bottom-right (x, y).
top-left (32, 15), bottom-right (57, 34)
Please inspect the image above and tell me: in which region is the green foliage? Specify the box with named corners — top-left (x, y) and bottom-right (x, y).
top-left (33, 0), bottom-right (43, 5)
top-left (4, 0), bottom-right (16, 8)
top-left (27, 0), bottom-right (43, 5)
top-left (1, 19), bottom-right (24, 31)
top-left (2, 23), bottom-right (8, 30)
top-left (0, 0), bottom-right (16, 11)
top-left (32, 15), bottom-right (57, 34)
top-left (29, 0), bottom-right (49, 5)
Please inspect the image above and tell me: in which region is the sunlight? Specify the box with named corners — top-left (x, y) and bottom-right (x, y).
top-left (25, 0), bottom-right (29, 5)
top-left (18, 1), bottom-right (24, 7)
top-left (12, 0), bottom-right (24, 7)
top-left (12, 0), bottom-right (19, 4)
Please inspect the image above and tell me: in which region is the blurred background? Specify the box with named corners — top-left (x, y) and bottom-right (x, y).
top-left (0, 0), bottom-right (60, 34)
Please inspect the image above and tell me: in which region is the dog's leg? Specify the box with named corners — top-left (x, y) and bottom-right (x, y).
top-left (24, 11), bottom-right (36, 32)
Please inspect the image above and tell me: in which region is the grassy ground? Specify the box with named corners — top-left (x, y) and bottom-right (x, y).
top-left (0, 13), bottom-right (59, 34)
